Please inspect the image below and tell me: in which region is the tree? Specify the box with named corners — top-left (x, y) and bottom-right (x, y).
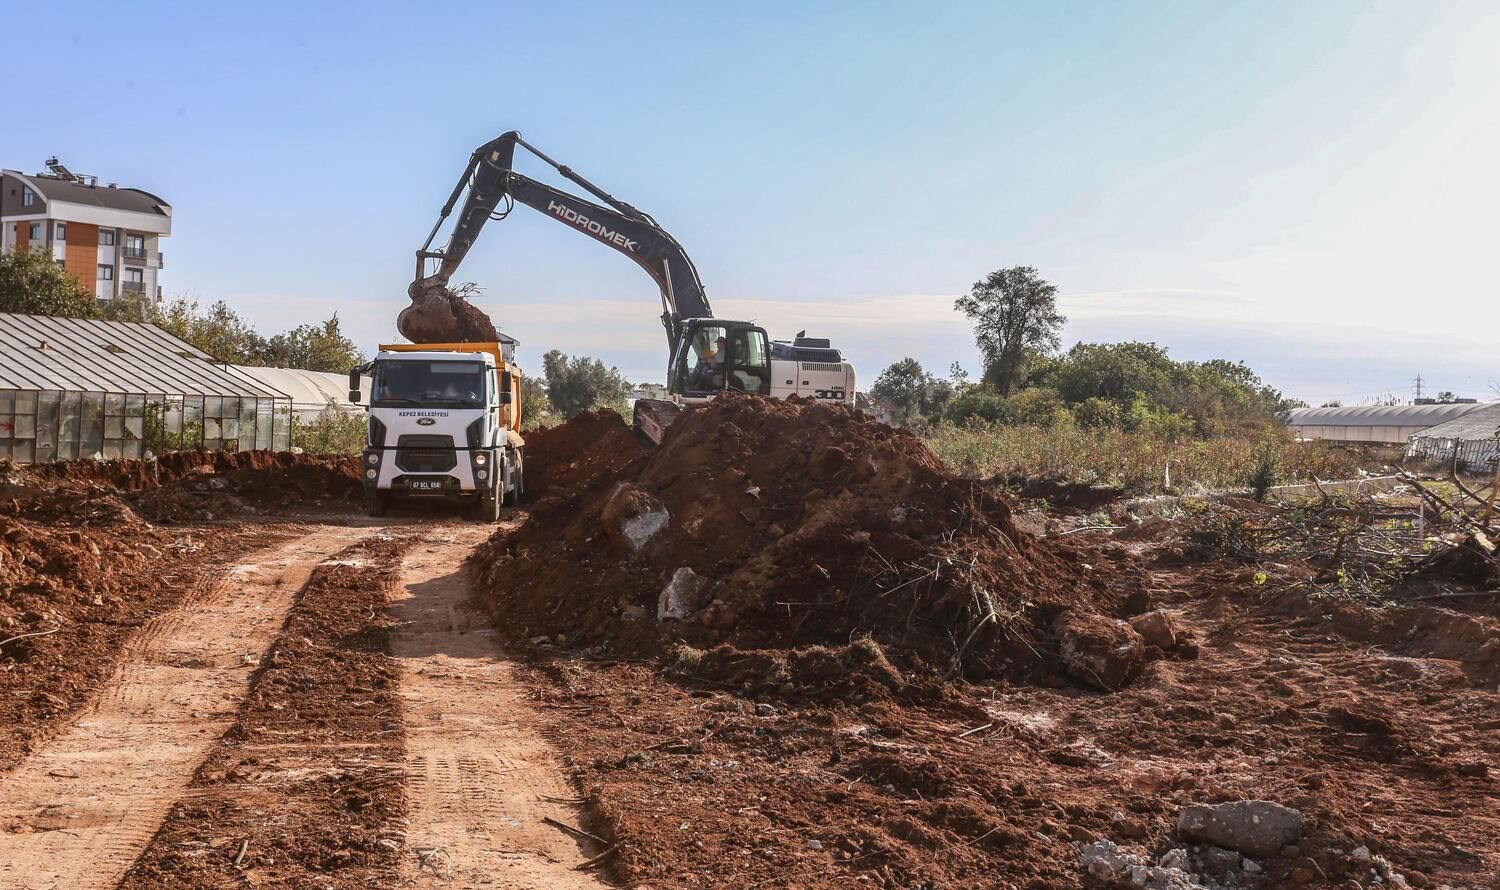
top-left (258, 313), bottom-right (364, 372)
top-left (103, 295), bottom-right (266, 364)
top-left (519, 376), bottom-right (557, 428)
top-left (540, 349), bottom-right (631, 420)
top-left (870, 357), bottom-right (952, 425)
top-left (955, 266), bottom-right (1065, 396)
top-left (0, 249), bottom-right (99, 318)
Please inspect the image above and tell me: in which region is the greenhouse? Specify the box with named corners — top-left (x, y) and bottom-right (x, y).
top-left (0, 312), bottom-right (292, 462)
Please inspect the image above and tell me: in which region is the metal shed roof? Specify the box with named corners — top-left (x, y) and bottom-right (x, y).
top-left (0, 313), bottom-right (284, 398)
top-left (1287, 403), bottom-right (1491, 426)
top-left (1406, 403), bottom-right (1500, 442)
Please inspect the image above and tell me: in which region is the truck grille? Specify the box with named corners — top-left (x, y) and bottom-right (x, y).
top-left (394, 435), bottom-right (457, 473)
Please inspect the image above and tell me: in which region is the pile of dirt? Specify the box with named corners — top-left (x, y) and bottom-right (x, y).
top-left (135, 451), bottom-right (362, 520)
top-left (477, 396), bottom-right (1141, 681)
top-left (398, 284), bottom-right (500, 343)
top-left (2, 451), bottom-right (362, 524)
top-left (520, 409), bottom-right (646, 498)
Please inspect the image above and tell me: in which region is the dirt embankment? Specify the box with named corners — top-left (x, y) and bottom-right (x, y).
top-left (476, 396), bottom-right (1149, 688)
top-left (5, 450), bottom-right (362, 523)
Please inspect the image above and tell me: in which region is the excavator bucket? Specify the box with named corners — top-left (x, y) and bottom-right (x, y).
top-left (632, 398), bottom-right (683, 446)
top-left (397, 281), bottom-right (501, 344)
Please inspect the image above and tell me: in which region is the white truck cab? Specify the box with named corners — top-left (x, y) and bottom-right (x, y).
top-left (350, 340), bottom-right (524, 521)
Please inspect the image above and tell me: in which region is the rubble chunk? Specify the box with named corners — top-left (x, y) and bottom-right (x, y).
top-left (658, 567), bottom-right (710, 620)
top-left (1176, 800), bottom-right (1304, 858)
top-left (1055, 611), bottom-right (1145, 691)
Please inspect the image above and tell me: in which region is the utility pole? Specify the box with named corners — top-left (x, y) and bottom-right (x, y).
top-left (1412, 373), bottom-right (1425, 403)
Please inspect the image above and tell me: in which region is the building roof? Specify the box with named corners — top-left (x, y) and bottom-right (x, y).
top-left (0, 313), bottom-right (283, 399)
top-left (1288, 403), bottom-right (1492, 427)
top-left (5, 171), bottom-right (169, 216)
top-left (1406, 402), bottom-right (1500, 442)
top-left (230, 365), bottom-right (368, 412)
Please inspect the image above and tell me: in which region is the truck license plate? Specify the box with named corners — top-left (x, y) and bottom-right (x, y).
top-left (409, 480), bottom-right (443, 491)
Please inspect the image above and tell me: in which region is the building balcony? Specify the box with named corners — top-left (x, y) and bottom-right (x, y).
top-left (122, 246), bottom-right (148, 260)
top-left (122, 281), bottom-right (147, 294)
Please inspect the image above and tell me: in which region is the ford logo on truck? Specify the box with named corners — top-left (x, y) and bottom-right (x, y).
top-left (416, 417), bottom-right (437, 426)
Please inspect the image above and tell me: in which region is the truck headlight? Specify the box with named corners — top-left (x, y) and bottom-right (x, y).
top-left (473, 452), bottom-right (487, 466)
top-left (476, 468), bottom-right (489, 481)
top-left (365, 468), bottom-right (377, 479)
top-left (365, 452), bottom-right (380, 466)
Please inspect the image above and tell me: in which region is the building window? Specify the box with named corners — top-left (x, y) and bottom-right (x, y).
top-left (28, 223), bottom-right (41, 241)
top-left (56, 222), bottom-right (66, 241)
top-left (123, 234), bottom-right (146, 259)
top-left (99, 230), bottom-right (115, 246)
top-left (98, 265), bottom-right (114, 281)
top-left (21, 186), bottom-right (35, 207)
top-left (55, 259), bottom-right (66, 269)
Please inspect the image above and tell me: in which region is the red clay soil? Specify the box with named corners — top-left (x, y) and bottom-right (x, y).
top-left (120, 533), bottom-right (417, 889)
top-left (521, 408), bottom-right (646, 498)
top-left (399, 286), bottom-right (501, 343)
top-left (514, 539), bottom-right (1500, 889)
top-left (4, 451), bottom-right (363, 522)
top-left (0, 509), bottom-right (291, 766)
top-left (477, 395), bottom-right (1137, 682)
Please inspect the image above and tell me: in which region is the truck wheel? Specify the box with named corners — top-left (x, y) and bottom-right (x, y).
top-left (503, 450), bottom-right (523, 506)
top-left (364, 489), bottom-right (387, 517)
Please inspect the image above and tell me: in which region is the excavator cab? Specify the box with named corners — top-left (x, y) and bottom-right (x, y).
top-left (671, 319), bottom-right (771, 400)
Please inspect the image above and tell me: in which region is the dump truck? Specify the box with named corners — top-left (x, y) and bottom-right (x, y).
top-left (348, 340), bottom-right (524, 521)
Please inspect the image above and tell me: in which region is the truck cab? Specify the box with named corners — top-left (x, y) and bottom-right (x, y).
top-left (350, 340), bottom-right (524, 521)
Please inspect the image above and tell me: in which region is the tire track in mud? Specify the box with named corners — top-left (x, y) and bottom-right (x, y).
top-left (120, 527), bottom-right (421, 888)
top-left (392, 523), bottom-right (609, 889)
top-left (0, 525), bottom-right (373, 890)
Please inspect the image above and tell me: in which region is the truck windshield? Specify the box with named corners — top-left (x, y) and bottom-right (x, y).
top-left (372, 360), bottom-right (486, 407)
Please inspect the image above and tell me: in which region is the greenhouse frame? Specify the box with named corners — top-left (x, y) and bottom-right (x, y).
top-left (0, 313), bottom-right (293, 462)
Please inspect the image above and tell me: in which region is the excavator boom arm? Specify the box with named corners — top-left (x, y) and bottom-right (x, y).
top-left (413, 132), bottom-right (711, 348)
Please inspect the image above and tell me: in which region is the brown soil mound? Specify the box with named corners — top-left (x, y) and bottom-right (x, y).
top-left (3, 452), bottom-right (361, 524)
top-left (520, 409), bottom-right (646, 498)
top-left (477, 395), bottom-right (1131, 679)
top-left (398, 286), bottom-right (500, 343)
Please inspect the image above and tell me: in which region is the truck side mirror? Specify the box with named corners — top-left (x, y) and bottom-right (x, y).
top-left (348, 366), bottom-right (364, 404)
top-left (499, 370), bottom-right (513, 405)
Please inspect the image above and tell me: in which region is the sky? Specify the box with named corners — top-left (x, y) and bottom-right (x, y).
top-left (6, 1), bottom-right (1497, 405)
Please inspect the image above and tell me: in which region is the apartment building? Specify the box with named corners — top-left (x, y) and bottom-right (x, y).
top-left (0, 158), bottom-right (171, 302)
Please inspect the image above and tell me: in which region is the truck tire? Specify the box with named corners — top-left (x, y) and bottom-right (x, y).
top-left (502, 449), bottom-right (524, 506)
top-left (364, 489), bottom-right (387, 517)
top-left (478, 492), bottom-right (501, 522)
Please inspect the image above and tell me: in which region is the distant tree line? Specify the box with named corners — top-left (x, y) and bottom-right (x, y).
top-left (872, 265), bottom-right (1299, 441)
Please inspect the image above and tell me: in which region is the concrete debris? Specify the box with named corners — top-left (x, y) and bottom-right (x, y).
top-left (1176, 800), bottom-right (1304, 858)
top-left (1078, 840), bottom-right (1207, 889)
top-left (658, 567), bottom-right (710, 620)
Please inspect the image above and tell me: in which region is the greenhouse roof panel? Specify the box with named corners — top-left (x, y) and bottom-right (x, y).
top-left (0, 312), bottom-right (285, 399)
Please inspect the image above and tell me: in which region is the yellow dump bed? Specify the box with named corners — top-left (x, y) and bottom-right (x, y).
top-left (378, 342), bottom-right (524, 434)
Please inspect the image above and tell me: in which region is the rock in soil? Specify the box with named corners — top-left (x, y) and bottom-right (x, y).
top-left (1176, 799), bottom-right (1304, 858)
top-left (1055, 610), bottom-right (1145, 690)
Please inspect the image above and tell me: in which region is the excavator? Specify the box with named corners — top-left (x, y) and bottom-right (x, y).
top-left (398, 130), bottom-right (856, 442)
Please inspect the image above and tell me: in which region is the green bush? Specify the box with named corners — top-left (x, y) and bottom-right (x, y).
top-left (923, 419), bottom-right (1358, 496)
top-left (292, 410), bottom-right (367, 455)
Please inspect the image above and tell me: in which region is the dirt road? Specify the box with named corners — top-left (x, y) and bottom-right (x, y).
top-left (0, 525), bottom-right (370, 889)
top-left (0, 518), bottom-right (606, 889)
top-left (393, 523), bottom-right (606, 888)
